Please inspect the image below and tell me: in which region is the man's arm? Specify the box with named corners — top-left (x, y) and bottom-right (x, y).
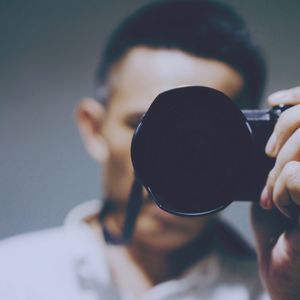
top-left (252, 86), bottom-right (300, 300)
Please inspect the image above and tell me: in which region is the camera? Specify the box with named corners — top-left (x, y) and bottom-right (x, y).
top-left (131, 86), bottom-right (290, 216)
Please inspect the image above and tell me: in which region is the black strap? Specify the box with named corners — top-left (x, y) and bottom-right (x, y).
top-left (101, 177), bottom-right (143, 244)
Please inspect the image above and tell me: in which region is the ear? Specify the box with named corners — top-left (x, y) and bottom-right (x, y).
top-left (75, 98), bottom-right (109, 163)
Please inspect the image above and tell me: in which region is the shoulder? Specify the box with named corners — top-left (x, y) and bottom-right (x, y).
top-left (0, 227), bottom-right (66, 298)
top-left (0, 199), bottom-right (106, 278)
top-left (0, 227), bottom-right (74, 294)
top-left (1, 226), bottom-right (71, 252)
top-left (0, 221), bottom-right (110, 300)
top-left (0, 223), bottom-right (91, 265)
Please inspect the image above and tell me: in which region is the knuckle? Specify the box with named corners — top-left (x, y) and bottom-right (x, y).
top-left (275, 109), bottom-right (290, 134)
top-left (283, 161), bottom-right (299, 178)
top-left (291, 86), bottom-right (300, 98)
top-left (272, 189), bottom-right (281, 205)
top-left (267, 169), bottom-right (277, 186)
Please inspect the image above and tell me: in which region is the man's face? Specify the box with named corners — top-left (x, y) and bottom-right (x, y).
top-left (85, 46), bottom-right (243, 250)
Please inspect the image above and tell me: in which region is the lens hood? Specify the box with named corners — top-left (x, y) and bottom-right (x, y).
top-left (131, 86), bottom-right (284, 216)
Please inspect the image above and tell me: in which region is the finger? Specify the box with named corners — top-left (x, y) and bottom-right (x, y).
top-left (266, 128), bottom-right (300, 198)
top-left (265, 105), bottom-right (300, 157)
top-left (260, 185), bottom-right (275, 210)
top-left (268, 86), bottom-right (300, 106)
top-left (273, 161), bottom-right (300, 219)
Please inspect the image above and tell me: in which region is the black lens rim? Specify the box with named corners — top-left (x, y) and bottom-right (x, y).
top-left (131, 86), bottom-right (253, 216)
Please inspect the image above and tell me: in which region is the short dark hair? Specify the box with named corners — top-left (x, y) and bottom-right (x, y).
top-left (96, 0), bottom-right (267, 108)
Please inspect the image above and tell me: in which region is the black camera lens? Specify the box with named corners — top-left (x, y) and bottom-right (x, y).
top-left (131, 86), bottom-right (254, 216)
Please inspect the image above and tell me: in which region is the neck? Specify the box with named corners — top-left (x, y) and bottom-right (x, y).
top-left (98, 200), bottom-right (216, 284)
top-left (126, 239), bottom-right (176, 285)
top-left (125, 221), bottom-right (216, 284)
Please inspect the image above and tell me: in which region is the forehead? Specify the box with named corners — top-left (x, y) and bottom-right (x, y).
top-left (107, 47), bottom-right (243, 114)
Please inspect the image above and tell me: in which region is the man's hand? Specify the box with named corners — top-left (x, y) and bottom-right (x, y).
top-left (252, 86), bottom-right (300, 300)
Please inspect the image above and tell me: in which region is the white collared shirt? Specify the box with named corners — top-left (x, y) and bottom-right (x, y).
top-left (0, 200), bottom-right (269, 300)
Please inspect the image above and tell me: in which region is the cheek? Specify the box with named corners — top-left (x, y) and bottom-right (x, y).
top-left (104, 124), bottom-right (135, 200)
top-left (110, 125), bottom-right (134, 169)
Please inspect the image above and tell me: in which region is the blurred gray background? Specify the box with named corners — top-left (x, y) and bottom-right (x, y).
top-left (1, 0), bottom-right (300, 241)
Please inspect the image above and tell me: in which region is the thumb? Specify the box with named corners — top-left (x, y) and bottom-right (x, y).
top-left (251, 204), bottom-right (288, 260)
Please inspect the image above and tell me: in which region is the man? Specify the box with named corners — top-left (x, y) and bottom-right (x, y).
top-left (1, 1), bottom-right (300, 299)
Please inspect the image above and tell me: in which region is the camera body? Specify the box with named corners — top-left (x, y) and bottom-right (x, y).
top-left (234, 107), bottom-right (283, 202)
top-left (131, 86), bottom-right (288, 216)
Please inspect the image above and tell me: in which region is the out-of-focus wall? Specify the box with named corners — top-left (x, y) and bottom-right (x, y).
top-left (1, 0), bottom-right (300, 241)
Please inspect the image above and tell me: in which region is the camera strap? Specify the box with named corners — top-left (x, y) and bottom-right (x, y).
top-left (100, 176), bottom-right (143, 244)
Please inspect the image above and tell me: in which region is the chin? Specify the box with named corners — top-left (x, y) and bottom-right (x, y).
top-left (138, 234), bottom-right (195, 252)
top-left (133, 220), bottom-right (199, 251)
